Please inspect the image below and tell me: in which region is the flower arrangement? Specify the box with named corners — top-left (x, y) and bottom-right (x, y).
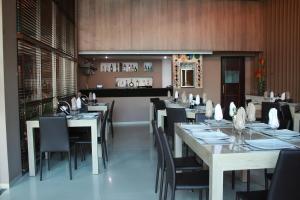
top-left (255, 57), bottom-right (266, 96)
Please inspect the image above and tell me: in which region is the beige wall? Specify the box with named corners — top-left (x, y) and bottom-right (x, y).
top-left (0, 0), bottom-right (21, 187)
top-left (78, 59), bottom-right (162, 89)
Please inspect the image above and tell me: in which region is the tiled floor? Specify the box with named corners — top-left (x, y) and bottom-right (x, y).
top-left (0, 124), bottom-right (266, 200)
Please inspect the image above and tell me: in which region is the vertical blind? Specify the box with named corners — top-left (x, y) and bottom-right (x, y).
top-left (17, 0), bottom-right (76, 172)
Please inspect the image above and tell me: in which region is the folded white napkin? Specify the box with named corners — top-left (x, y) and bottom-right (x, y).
top-left (174, 91), bottom-right (179, 99)
top-left (181, 91), bottom-right (187, 103)
top-left (76, 97), bottom-right (82, 109)
top-left (189, 93), bottom-right (193, 103)
top-left (167, 90), bottom-right (171, 98)
top-left (246, 102), bottom-right (256, 122)
top-left (92, 93), bottom-right (96, 100)
top-left (281, 92), bottom-right (286, 101)
top-left (71, 97), bottom-right (77, 110)
top-left (89, 92), bottom-right (93, 101)
top-left (270, 91), bottom-right (274, 99)
top-left (264, 91), bottom-right (268, 98)
top-left (195, 95), bottom-right (200, 105)
top-left (268, 108), bottom-right (279, 129)
top-left (229, 102), bottom-right (236, 117)
top-left (234, 107), bottom-right (246, 130)
top-left (205, 100), bottom-right (213, 118)
top-left (214, 104), bottom-right (223, 121)
top-left (286, 91), bottom-right (290, 99)
top-left (202, 93), bottom-right (207, 103)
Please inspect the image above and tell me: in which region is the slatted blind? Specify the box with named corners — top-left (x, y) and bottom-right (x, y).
top-left (17, 0), bottom-right (76, 172)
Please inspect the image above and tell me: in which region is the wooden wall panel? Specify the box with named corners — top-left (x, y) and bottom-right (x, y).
top-left (264, 0), bottom-right (300, 101)
top-left (78, 0), bottom-right (263, 51)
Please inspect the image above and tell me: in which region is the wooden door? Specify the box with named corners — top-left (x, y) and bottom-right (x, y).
top-left (221, 57), bottom-right (245, 120)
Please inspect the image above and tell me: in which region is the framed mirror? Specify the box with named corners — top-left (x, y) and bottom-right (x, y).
top-left (180, 62), bottom-right (195, 87)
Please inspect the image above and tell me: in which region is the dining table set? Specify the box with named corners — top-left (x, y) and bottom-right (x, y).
top-left (26, 102), bottom-right (110, 177)
top-left (174, 119), bottom-right (300, 200)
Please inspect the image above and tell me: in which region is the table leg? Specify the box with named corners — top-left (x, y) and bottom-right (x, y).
top-left (157, 110), bottom-right (165, 131)
top-left (27, 126), bottom-right (36, 176)
top-left (209, 159), bottom-right (223, 200)
top-left (174, 132), bottom-right (183, 158)
top-left (91, 120), bottom-right (99, 174)
top-left (149, 103), bottom-right (153, 134)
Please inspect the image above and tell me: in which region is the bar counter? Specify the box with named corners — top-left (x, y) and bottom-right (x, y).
top-left (80, 87), bottom-right (173, 98)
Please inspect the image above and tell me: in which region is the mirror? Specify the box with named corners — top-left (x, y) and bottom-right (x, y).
top-left (180, 63), bottom-right (195, 87)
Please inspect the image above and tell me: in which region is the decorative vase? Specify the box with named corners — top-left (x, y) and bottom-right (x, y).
top-left (257, 79), bottom-right (265, 96)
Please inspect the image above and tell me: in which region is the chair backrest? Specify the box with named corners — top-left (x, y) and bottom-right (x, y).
top-left (152, 120), bottom-right (164, 169)
top-left (280, 104), bottom-right (293, 130)
top-left (153, 100), bottom-right (166, 110)
top-left (100, 110), bottom-right (109, 142)
top-left (195, 113), bottom-right (207, 123)
top-left (153, 100), bottom-right (166, 120)
top-left (158, 127), bottom-right (175, 188)
top-left (39, 116), bottom-right (70, 152)
top-left (166, 108), bottom-right (187, 137)
top-left (108, 100), bottom-right (115, 121)
top-left (268, 149), bottom-right (300, 200)
top-left (261, 102), bottom-right (281, 124)
top-left (150, 98), bottom-right (160, 103)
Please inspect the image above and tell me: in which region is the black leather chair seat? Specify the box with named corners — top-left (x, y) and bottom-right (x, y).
top-left (236, 190), bottom-right (267, 200)
top-left (175, 170), bottom-right (209, 190)
top-left (174, 156), bottom-right (202, 171)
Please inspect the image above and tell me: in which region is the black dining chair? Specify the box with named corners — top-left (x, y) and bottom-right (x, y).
top-left (195, 113), bottom-right (207, 123)
top-left (153, 100), bottom-right (166, 121)
top-left (236, 149), bottom-right (300, 200)
top-left (166, 108), bottom-right (187, 149)
top-left (108, 100), bottom-right (115, 138)
top-left (74, 110), bottom-right (109, 169)
top-left (152, 120), bottom-right (202, 200)
top-left (39, 116), bottom-right (72, 180)
top-left (159, 127), bottom-right (209, 200)
top-left (280, 104), bottom-right (293, 130)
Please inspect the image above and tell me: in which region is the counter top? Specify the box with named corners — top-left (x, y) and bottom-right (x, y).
top-left (80, 88), bottom-right (173, 97)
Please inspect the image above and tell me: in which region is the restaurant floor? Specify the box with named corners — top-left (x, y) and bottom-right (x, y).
top-left (0, 124), bottom-right (266, 200)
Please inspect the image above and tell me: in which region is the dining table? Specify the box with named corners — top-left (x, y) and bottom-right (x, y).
top-left (174, 121), bottom-right (300, 200)
top-left (26, 112), bottom-right (102, 176)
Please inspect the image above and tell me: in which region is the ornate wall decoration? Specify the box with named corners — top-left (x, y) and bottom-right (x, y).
top-left (172, 55), bottom-right (203, 88)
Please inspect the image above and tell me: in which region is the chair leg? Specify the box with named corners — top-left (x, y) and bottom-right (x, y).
top-left (247, 170), bottom-right (250, 191)
top-left (170, 186), bottom-right (175, 200)
top-left (205, 189), bottom-right (209, 200)
top-left (74, 144), bottom-right (78, 170)
top-left (40, 152), bottom-right (43, 181)
top-left (102, 145), bottom-right (106, 169)
top-left (104, 142), bottom-right (108, 162)
top-left (232, 171), bottom-right (235, 190)
top-left (155, 163), bottom-right (160, 193)
top-left (110, 121), bottom-right (114, 138)
top-left (47, 152), bottom-right (50, 171)
top-left (264, 169), bottom-right (268, 190)
top-left (199, 189), bottom-right (202, 200)
top-left (159, 169), bottom-right (165, 200)
top-left (68, 152), bottom-right (72, 180)
top-left (163, 182), bottom-right (168, 200)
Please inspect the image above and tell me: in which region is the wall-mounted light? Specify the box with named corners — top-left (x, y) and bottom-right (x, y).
top-left (105, 56), bottom-right (108, 59)
top-left (163, 56), bottom-right (168, 59)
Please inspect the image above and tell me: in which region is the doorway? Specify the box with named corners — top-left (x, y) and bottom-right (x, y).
top-left (221, 57), bottom-right (245, 120)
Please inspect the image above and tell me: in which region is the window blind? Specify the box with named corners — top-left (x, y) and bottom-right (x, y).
top-left (17, 0), bottom-right (76, 173)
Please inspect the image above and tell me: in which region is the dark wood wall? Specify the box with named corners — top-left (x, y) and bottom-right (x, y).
top-left (264, 0), bottom-right (300, 101)
top-left (78, 0), bottom-right (263, 51)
